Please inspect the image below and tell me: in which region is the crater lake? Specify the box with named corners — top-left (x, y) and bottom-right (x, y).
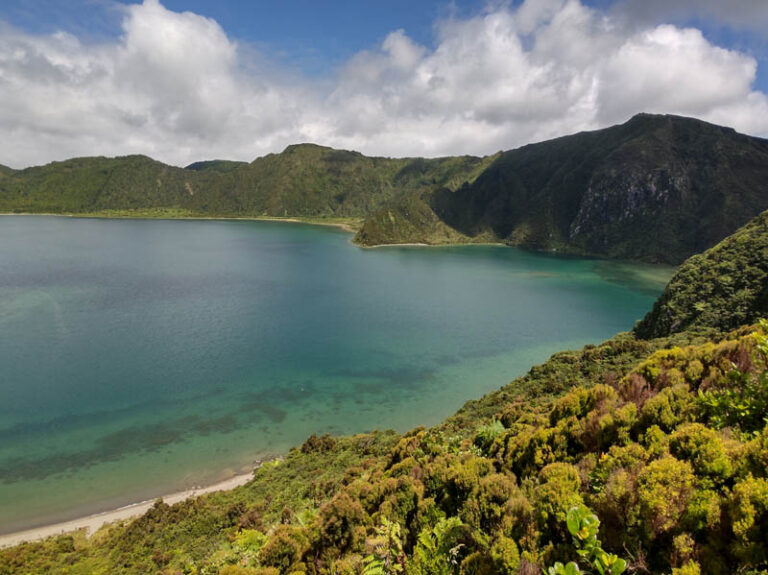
top-left (0, 215), bottom-right (672, 533)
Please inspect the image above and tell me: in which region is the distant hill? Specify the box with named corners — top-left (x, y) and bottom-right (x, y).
top-left (636, 210), bottom-right (768, 337)
top-left (3, 114), bottom-right (768, 263)
top-left (0, 144), bottom-right (492, 221)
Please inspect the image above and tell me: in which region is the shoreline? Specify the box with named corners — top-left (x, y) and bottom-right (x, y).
top-left (0, 213), bottom-right (682, 266)
top-left (359, 240), bottom-right (507, 249)
top-left (0, 212), bottom-right (504, 250)
top-left (0, 212), bottom-right (362, 234)
top-left (0, 213), bottom-right (595, 256)
top-left (0, 469), bottom-right (258, 548)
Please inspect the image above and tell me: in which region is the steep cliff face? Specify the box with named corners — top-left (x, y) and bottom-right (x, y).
top-left (569, 161), bottom-right (692, 258)
top-left (357, 114), bottom-right (768, 264)
top-left (564, 115), bottom-right (768, 262)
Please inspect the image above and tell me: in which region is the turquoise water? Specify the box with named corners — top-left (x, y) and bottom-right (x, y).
top-left (0, 216), bottom-right (672, 533)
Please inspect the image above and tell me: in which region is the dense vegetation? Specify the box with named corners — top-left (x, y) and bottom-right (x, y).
top-left (0, 145), bottom-right (493, 225)
top-left (4, 210), bottom-right (768, 574)
top-left (636, 210), bottom-right (768, 338)
top-left (3, 114), bottom-right (768, 264)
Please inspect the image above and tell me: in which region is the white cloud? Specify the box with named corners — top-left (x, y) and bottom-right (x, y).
top-left (597, 25), bottom-right (758, 120)
top-left (0, 0), bottom-right (766, 168)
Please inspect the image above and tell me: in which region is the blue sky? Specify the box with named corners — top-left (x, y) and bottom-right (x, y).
top-left (2, 0), bottom-right (765, 87)
top-left (0, 0), bottom-right (766, 167)
top-left (1, 1), bottom-right (484, 58)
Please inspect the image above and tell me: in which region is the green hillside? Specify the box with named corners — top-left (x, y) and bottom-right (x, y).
top-left (0, 145), bottom-right (492, 221)
top-left (636, 210), bottom-right (768, 338)
top-left (3, 194), bottom-right (768, 574)
top-left (0, 155), bottom-right (194, 213)
top-left (357, 114), bottom-right (768, 264)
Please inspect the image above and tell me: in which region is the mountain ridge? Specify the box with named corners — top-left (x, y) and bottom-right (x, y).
top-left (3, 113), bottom-right (768, 264)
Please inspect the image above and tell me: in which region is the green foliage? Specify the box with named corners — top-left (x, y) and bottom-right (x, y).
top-left (694, 328), bottom-right (768, 433)
top-left (636, 457), bottom-right (696, 538)
top-left (316, 491), bottom-right (370, 555)
top-left (729, 475), bottom-right (768, 566)
top-left (407, 517), bottom-right (465, 575)
top-left (669, 424), bottom-right (733, 484)
top-left (258, 525), bottom-right (308, 572)
top-left (362, 517), bottom-right (405, 575)
top-left (671, 561), bottom-right (701, 575)
top-left (639, 384), bottom-right (695, 432)
top-left (534, 463), bottom-right (583, 538)
top-left (473, 420), bottom-right (505, 453)
top-left (0, 145), bottom-right (492, 226)
top-left (547, 505), bottom-right (627, 575)
top-left (301, 433), bottom-right (337, 454)
top-left (489, 535), bottom-right (520, 574)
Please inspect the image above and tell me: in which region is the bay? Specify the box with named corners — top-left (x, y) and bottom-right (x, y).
top-left (0, 216), bottom-right (671, 533)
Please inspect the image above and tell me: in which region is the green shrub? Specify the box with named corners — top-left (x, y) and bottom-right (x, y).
top-left (473, 421), bottom-right (505, 454)
top-left (640, 384), bottom-right (695, 432)
top-left (259, 526), bottom-right (308, 573)
top-left (636, 457), bottom-right (696, 538)
top-left (729, 475), bottom-right (768, 566)
top-left (534, 463), bottom-right (583, 539)
top-left (316, 492), bottom-right (370, 555)
top-left (669, 423), bottom-right (733, 484)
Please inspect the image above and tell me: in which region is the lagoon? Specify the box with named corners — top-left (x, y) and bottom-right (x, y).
top-left (0, 216), bottom-right (671, 533)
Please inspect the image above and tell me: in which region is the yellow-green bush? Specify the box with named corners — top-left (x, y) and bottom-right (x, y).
top-left (636, 457), bottom-right (696, 538)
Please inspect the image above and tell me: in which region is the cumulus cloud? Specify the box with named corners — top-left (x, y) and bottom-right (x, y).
top-left (0, 0), bottom-right (766, 168)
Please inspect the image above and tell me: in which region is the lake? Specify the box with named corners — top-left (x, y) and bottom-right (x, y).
top-left (0, 216), bottom-right (672, 533)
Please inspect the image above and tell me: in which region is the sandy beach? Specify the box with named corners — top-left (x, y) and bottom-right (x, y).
top-left (0, 471), bottom-right (255, 549)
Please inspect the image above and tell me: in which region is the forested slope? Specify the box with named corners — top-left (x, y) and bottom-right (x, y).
top-left (0, 145), bottom-right (492, 221)
top-left (636, 210), bottom-right (768, 337)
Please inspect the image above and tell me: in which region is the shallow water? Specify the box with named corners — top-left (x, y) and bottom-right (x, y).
top-left (0, 216), bottom-right (672, 532)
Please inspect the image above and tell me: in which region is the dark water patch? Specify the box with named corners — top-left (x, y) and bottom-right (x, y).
top-left (237, 384), bottom-right (319, 422)
top-left (430, 353), bottom-right (463, 367)
top-left (0, 412), bottom-right (252, 484)
top-left (241, 403), bottom-right (287, 424)
top-left (190, 415), bottom-right (240, 436)
top-left (0, 388), bottom-right (235, 444)
top-left (332, 365), bottom-right (437, 391)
